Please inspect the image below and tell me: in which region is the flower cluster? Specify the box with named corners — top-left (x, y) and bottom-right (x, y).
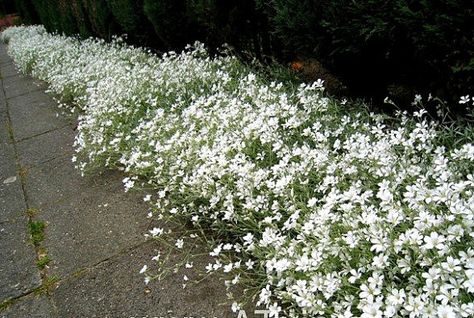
top-left (2, 26), bottom-right (473, 317)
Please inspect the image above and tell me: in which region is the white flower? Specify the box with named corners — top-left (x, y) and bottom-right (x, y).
top-left (423, 232), bottom-right (446, 250)
top-left (359, 284), bottom-right (380, 302)
top-left (459, 95), bottom-right (470, 104)
top-left (122, 177), bottom-right (135, 192)
top-left (268, 302), bottom-right (281, 317)
top-left (463, 269), bottom-right (474, 292)
top-left (242, 233), bottom-right (254, 246)
top-left (441, 256), bottom-right (461, 273)
top-left (245, 259), bottom-right (254, 269)
top-left (404, 296), bottom-right (424, 316)
top-left (437, 305), bottom-right (456, 318)
top-left (175, 239), bottom-right (184, 249)
top-left (231, 302), bottom-right (241, 312)
top-left (139, 265), bottom-right (147, 274)
top-left (231, 274), bottom-right (240, 285)
top-left (169, 208), bottom-right (178, 214)
top-left (149, 227), bottom-right (163, 237)
top-left (223, 263), bottom-right (233, 273)
top-left (223, 243), bottom-right (233, 250)
top-left (384, 96), bottom-right (395, 105)
top-left (411, 94), bottom-right (422, 106)
top-left (314, 79), bottom-right (324, 88)
top-left (371, 254), bottom-right (389, 269)
top-left (383, 305), bottom-right (396, 317)
top-left (257, 285), bottom-right (272, 306)
top-left (422, 267), bottom-right (441, 286)
top-left (210, 244), bottom-right (222, 257)
top-left (386, 288), bottom-right (405, 306)
top-left (413, 109), bottom-right (427, 118)
top-left (307, 197), bottom-right (318, 208)
top-left (273, 258), bottom-right (291, 274)
top-left (361, 302), bottom-right (383, 318)
top-left (348, 269), bottom-right (361, 284)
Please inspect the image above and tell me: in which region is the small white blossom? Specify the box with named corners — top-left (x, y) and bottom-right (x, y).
top-left (459, 95), bottom-right (470, 104)
top-left (149, 227), bottom-right (163, 237)
top-left (175, 239), bottom-right (184, 249)
top-left (139, 265), bottom-right (147, 274)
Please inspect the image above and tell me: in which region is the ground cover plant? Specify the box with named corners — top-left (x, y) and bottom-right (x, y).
top-left (2, 25), bottom-right (474, 317)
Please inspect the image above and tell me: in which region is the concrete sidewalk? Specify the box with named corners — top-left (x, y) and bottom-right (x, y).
top-left (0, 44), bottom-right (230, 318)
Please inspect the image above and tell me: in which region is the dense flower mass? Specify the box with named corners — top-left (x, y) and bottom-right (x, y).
top-left (2, 25), bottom-right (473, 317)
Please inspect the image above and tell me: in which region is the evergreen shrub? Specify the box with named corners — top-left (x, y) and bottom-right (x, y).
top-left (259, 0), bottom-right (474, 107)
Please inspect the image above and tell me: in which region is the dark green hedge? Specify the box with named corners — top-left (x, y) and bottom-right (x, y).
top-left (143, 0), bottom-right (193, 49)
top-left (0, 0), bottom-right (16, 16)
top-left (259, 0), bottom-right (473, 107)
top-left (13, 0), bottom-right (38, 24)
top-left (107, 0), bottom-right (156, 45)
top-left (10, 0), bottom-right (474, 108)
top-left (82, 0), bottom-right (114, 39)
top-left (142, 0), bottom-right (273, 55)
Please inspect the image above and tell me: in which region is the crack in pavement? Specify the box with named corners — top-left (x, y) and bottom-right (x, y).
top-left (62, 239), bottom-right (152, 283)
top-left (21, 151), bottom-right (74, 171)
top-left (1, 72), bottom-right (58, 316)
top-left (4, 85), bottom-right (44, 101)
top-left (14, 123), bottom-right (73, 144)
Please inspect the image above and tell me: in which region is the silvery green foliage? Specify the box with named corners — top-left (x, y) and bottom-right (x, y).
top-left (3, 25), bottom-right (474, 318)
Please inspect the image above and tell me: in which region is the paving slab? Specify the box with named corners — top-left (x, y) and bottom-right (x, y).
top-left (26, 156), bottom-right (151, 277)
top-left (0, 56), bottom-right (11, 66)
top-left (2, 75), bottom-right (46, 100)
top-left (0, 121), bottom-right (13, 161)
top-left (0, 60), bottom-right (19, 79)
top-left (0, 46), bottom-right (11, 64)
top-left (0, 153), bottom-right (25, 223)
top-left (0, 62), bottom-right (19, 80)
top-left (25, 156), bottom-right (123, 209)
top-left (8, 93), bottom-right (71, 141)
top-left (0, 113), bottom-right (26, 224)
top-left (52, 241), bottom-right (232, 318)
top-left (0, 111), bottom-right (10, 146)
top-left (6, 89), bottom-right (54, 110)
top-left (41, 187), bottom-right (150, 278)
top-left (0, 294), bottom-right (54, 318)
top-left (0, 218), bottom-right (42, 302)
top-left (16, 125), bottom-right (75, 168)
top-left (1, 54), bottom-right (38, 303)
top-left (0, 94), bottom-right (6, 112)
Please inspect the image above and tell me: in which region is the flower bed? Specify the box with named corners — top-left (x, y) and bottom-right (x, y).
top-left (2, 25), bottom-right (474, 317)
